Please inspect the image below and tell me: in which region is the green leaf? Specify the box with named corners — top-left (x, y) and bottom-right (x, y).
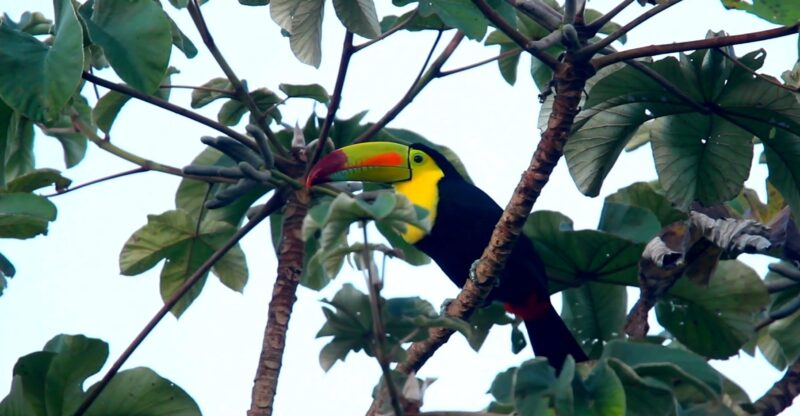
top-left (419, 0), bottom-right (486, 40)
top-left (279, 83), bottom-right (330, 104)
top-left (166, 14), bottom-right (198, 59)
top-left (119, 210), bottom-right (248, 316)
top-left (465, 302), bottom-right (514, 351)
top-left (0, 334), bottom-right (200, 416)
top-left (85, 367), bottom-right (200, 416)
top-left (191, 78), bottom-right (234, 108)
top-left (332, 0), bottom-right (381, 39)
top-left (606, 358), bottom-right (675, 416)
top-left (92, 90), bottom-right (131, 135)
top-left (764, 128), bottom-right (800, 222)
top-left (656, 260), bottom-right (768, 359)
top-left (581, 360), bottom-right (626, 416)
top-left (240, 0), bottom-right (270, 5)
top-left (4, 168), bottom-right (71, 193)
top-left (721, 0), bottom-right (800, 25)
top-left (4, 113), bottom-right (34, 182)
top-left (39, 95), bottom-right (90, 169)
top-left (650, 114), bottom-right (753, 209)
top-left (498, 44), bottom-right (521, 85)
top-left (271, 0), bottom-right (325, 67)
top-left (602, 340), bottom-right (723, 401)
top-left (0, 193), bottom-right (57, 239)
top-left (218, 88), bottom-right (282, 126)
top-left (0, 0), bottom-right (83, 121)
top-left (604, 182), bottom-right (687, 227)
top-left (0, 251), bottom-right (15, 292)
top-left (561, 283), bottom-right (626, 358)
top-left (598, 202), bottom-right (661, 244)
top-left (80, 0), bottom-right (172, 93)
top-left (523, 211), bottom-right (644, 292)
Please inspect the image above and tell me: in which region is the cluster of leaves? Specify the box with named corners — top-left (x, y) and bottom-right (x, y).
top-left (488, 342), bottom-right (751, 416)
top-left (0, 334), bottom-right (199, 415)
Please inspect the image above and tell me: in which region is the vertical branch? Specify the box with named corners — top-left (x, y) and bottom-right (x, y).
top-left (248, 188), bottom-right (310, 416)
top-left (310, 31), bottom-right (355, 167)
top-left (362, 224), bottom-right (404, 416)
top-left (755, 359), bottom-right (800, 416)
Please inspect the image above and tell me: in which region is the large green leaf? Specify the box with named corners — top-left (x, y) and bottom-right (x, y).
top-left (80, 0), bottom-right (172, 93)
top-left (0, 334), bottom-right (200, 416)
top-left (0, 193), bottom-right (57, 239)
top-left (721, 0), bottom-right (800, 25)
top-left (4, 168), bottom-right (71, 193)
top-left (0, 0), bottom-right (83, 122)
top-left (656, 260), bottom-right (768, 359)
top-left (271, 0), bottom-right (325, 67)
top-left (604, 182), bottom-right (687, 228)
top-left (332, 0), bottom-right (380, 39)
top-left (578, 360), bottom-right (626, 416)
top-left (606, 359), bottom-right (675, 416)
top-left (564, 49), bottom-right (800, 207)
top-left (4, 113), bottom-right (34, 183)
top-left (602, 340), bottom-right (723, 404)
top-left (119, 209), bottom-right (248, 316)
top-left (562, 283), bottom-right (626, 359)
top-left (522, 211), bottom-right (644, 291)
top-left (38, 95), bottom-right (91, 169)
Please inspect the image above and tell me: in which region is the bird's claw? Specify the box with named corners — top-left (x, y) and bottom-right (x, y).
top-left (439, 298), bottom-right (454, 315)
top-left (469, 259), bottom-right (481, 283)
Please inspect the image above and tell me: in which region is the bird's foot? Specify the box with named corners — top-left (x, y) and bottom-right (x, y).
top-left (439, 298), bottom-right (454, 315)
top-left (469, 259), bottom-right (481, 283)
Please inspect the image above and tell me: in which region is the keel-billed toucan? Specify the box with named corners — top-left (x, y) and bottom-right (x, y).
top-left (307, 142), bottom-right (588, 370)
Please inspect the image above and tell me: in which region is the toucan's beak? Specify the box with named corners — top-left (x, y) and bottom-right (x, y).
top-left (306, 142), bottom-right (411, 187)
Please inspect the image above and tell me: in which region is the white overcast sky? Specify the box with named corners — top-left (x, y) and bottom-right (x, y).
top-left (1, 0), bottom-right (798, 415)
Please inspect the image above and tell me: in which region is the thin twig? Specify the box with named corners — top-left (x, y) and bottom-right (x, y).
top-left (353, 31), bottom-right (463, 144)
top-left (310, 32), bottom-right (355, 167)
top-left (594, 23), bottom-right (800, 68)
top-left (439, 47), bottom-right (522, 77)
top-left (72, 116), bottom-right (237, 184)
top-left (362, 224), bottom-right (404, 416)
top-left (755, 296), bottom-right (800, 331)
top-left (186, 0), bottom-right (289, 159)
top-left (472, 0), bottom-right (560, 69)
top-left (624, 59), bottom-right (709, 114)
top-left (578, 0), bottom-right (683, 59)
top-left (81, 72), bottom-right (258, 151)
top-left (353, 11), bottom-right (416, 52)
top-left (160, 84), bottom-right (236, 95)
top-left (44, 167), bottom-right (148, 197)
top-left (72, 198), bottom-right (282, 416)
top-left (585, 0), bottom-right (634, 34)
top-left (717, 48), bottom-right (799, 92)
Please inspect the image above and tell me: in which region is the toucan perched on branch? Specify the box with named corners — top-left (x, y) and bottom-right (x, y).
top-left (307, 142), bottom-right (588, 370)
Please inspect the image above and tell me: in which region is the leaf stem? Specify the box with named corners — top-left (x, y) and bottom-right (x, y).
top-left (578, 0), bottom-right (683, 59)
top-left (593, 23), bottom-right (800, 68)
top-left (585, 0), bottom-right (634, 34)
top-left (353, 11), bottom-right (416, 52)
top-left (81, 71), bottom-right (258, 151)
top-left (72, 117), bottom-right (236, 184)
top-left (439, 47), bottom-right (523, 77)
top-left (72, 197), bottom-right (283, 416)
top-left (160, 84), bottom-right (236, 95)
top-left (353, 31), bottom-right (464, 143)
top-left (44, 167), bottom-right (148, 197)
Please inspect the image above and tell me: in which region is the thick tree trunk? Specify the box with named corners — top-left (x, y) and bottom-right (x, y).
top-left (247, 188), bottom-right (310, 416)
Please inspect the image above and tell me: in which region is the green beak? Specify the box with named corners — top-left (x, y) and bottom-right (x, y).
top-left (306, 142), bottom-right (411, 187)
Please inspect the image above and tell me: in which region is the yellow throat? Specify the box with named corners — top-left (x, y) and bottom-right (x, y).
top-left (393, 153), bottom-right (445, 244)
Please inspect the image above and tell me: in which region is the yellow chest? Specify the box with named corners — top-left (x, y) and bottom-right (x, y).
top-left (394, 169), bottom-right (444, 244)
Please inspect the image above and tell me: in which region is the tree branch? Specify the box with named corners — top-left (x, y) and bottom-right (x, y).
top-left (362, 225), bottom-right (404, 416)
top-left (577, 0), bottom-right (683, 59)
top-left (81, 71), bottom-right (258, 151)
top-left (439, 47), bottom-right (522, 77)
top-left (310, 32), bottom-right (354, 167)
top-left (472, 0), bottom-right (561, 69)
top-left (72, 116), bottom-right (237, 184)
top-left (593, 23), bottom-right (800, 68)
top-left (395, 58), bottom-right (596, 374)
top-left (186, 0), bottom-right (288, 158)
top-left (717, 48), bottom-right (799, 92)
top-left (353, 31), bottom-right (463, 144)
top-left (73, 198), bottom-right (282, 416)
top-left (585, 0), bottom-right (634, 34)
top-left (248, 188), bottom-right (310, 416)
top-left (754, 359), bottom-right (800, 416)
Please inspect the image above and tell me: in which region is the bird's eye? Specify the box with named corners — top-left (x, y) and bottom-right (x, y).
top-left (413, 154), bottom-right (424, 164)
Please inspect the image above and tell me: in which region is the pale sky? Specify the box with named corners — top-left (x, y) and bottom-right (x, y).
top-left (1, 0), bottom-right (798, 415)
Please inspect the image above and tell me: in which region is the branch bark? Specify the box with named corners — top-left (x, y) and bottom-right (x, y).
top-left (755, 359), bottom-right (800, 416)
top-left (247, 188), bottom-right (311, 416)
top-left (593, 23), bottom-right (799, 68)
top-left (395, 56), bottom-right (595, 375)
